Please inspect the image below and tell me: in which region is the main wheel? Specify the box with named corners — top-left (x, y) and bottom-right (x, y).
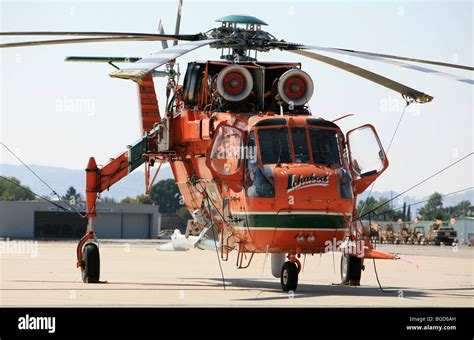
top-left (341, 254), bottom-right (362, 285)
top-left (81, 243), bottom-right (100, 283)
top-left (280, 261), bottom-right (298, 292)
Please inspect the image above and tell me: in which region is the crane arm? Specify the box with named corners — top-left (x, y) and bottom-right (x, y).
top-left (85, 135), bottom-right (150, 218)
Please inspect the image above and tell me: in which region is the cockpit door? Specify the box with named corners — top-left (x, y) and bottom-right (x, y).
top-left (206, 123), bottom-right (245, 192)
top-left (346, 124), bottom-right (389, 194)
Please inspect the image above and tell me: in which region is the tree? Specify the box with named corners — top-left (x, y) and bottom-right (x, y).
top-left (419, 192), bottom-right (446, 220)
top-left (0, 176), bottom-right (35, 201)
top-left (177, 206), bottom-right (191, 220)
top-left (121, 194), bottom-right (153, 205)
top-left (358, 196), bottom-right (394, 220)
top-left (121, 196), bottom-right (137, 204)
top-left (149, 179), bottom-right (182, 213)
top-left (135, 194), bottom-right (153, 205)
top-left (454, 200), bottom-right (471, 217)
top-left (444, 200), bottom-right (472, 218)
top-left (406, 205), bottom-right (412, 221)
top-left (62, 186), bottom-right (82, 203)
top-left (99, 196), bottom-right (116, 203)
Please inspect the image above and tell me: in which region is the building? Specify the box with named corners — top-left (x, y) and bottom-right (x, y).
top-left (453, 217), bottom-right (474, 244)
top-left (0, 201), bottom-right (161, 239)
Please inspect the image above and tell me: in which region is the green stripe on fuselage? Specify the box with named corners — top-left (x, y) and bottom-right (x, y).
top-left (231, 213), bottom-right (347, 229)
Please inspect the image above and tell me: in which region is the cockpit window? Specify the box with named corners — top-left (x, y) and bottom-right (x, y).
top-left (309, 129), bottom-right (341, 166)
top-left (291, 128), bottom-right (310, 163)
top-left (258, 128), bottom-right (292, 164)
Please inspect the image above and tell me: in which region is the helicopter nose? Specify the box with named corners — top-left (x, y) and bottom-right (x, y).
top-left (274, 166), bottom-right (336, 201)
top-left (274, 165), bottom-right (340, 209)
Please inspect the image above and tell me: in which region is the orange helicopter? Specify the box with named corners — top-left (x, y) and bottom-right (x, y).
top-left (2, 2), bottom-right (473, 292)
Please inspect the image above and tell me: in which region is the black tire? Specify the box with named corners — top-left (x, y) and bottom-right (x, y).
top-left (341, 254), bottom-right (362, 284)
top-left (280, 261), bottom-right (298, 292)
top-left (81, 243), bottom-right (100, 283)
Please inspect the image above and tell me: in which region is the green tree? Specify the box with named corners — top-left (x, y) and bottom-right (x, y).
top-left (63, 186), bottom-right (82, 203)
top-left (121, 196), bottom-right (137, 204)
top-left (0, 176), bottom-right (35, 201)
top-left (177, 206), bottom-right (191, 221)
top-left (358, 196), bottom-right (394, 220)
top-left (99, 196), bottom-right (116, 203)
top-left (406, 205), bottom-right (412, 221)
top-left (444, 200), bottom-right (472, 218)
top-left (136, 194), bottom-right (153, 205)
top-left (120, 194), bottom-right (153, 205)
top-left (149, 179), bottom-right (182, 213)
top-left (419, 192), bottom-right (446, 220)
top-left (453, 200), bottom-right (471, 217)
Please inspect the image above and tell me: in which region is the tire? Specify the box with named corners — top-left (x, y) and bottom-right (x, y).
top-left (81, 243), bottom-right (100, 283)
top-left (280, 261), bottom-right (298, 292)
top-left (341, 254), bottom-right (362, 284)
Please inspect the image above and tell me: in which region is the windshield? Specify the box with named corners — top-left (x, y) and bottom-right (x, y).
top-left (291, 128), bottom-right (310, 163)
top-left (255, 126), bottom-right (342, 167)
top-left (309, 129), bottom-right (341, 166)
top-left (258, 128), bottom-right (292, 164)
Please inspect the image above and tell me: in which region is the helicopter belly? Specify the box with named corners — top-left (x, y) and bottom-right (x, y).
top-left (230, 212), bottom-right (349, 253)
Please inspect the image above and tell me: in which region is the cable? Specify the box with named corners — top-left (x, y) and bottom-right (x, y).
top-left (358, 103), bottom-right (408, 218)
top-left (370, 186), bottom-right (472, 294)
top-left (210, 221), bottom-right (226, 290)
top-left (0, 142), bottom-right (60, 198)
top-left (0, 141), bottom-right (86, 217)
top-left (0, 175), bottom-right (72, 212)
top-left (372, 259), bottom-right (392, 293)
top-left (359, 152), bottom-right (473, 219)
top-left (389, 186), bottom-right (474, 213)
top-left (386, 102), bottom-right (408, 155)
top-left (204, 191), bottom-right (226, 290)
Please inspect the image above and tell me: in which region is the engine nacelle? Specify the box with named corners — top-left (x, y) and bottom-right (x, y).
top-left (277, 69), bottom-right (314, 106)
top-left (216, 65), bottom-right (254, 102)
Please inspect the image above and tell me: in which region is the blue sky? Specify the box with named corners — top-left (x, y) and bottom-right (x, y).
top-left (0, 0), bottom-right (472, 198)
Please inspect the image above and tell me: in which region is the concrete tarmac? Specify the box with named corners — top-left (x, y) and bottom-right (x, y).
top-left (0, 241), bottom-right (472, 307)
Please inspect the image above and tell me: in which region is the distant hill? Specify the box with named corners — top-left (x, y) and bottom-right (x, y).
top-left (358, 189), bottom-right (473, 209)
top-left (1, 163), bottom-right (472, 206)
top-left (0, 163), bottom-right (173, 200)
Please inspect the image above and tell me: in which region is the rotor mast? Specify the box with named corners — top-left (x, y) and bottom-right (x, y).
top-left (212, 15), bottom-right (273, 61)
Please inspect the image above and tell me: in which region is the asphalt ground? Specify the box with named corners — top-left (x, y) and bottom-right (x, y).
top-left (0, 241), bottom-right (472, 307)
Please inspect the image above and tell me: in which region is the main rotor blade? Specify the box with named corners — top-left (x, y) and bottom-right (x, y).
top-left (65, 56), bottom-right (141, 63)
top-left (110, 39), bottom-right (218, 82)
top-left (296, 45), bottom-right (474, 85)
top-left (0, 31), bottom-right (200, 40)
top-left (174, 0), bottom-right (183, 46)
top-left (326, 46), bottom-right (474, 71)
top-left (288, 49), bottom-right (433, 103)
top-left (158, 20), bottom-right (169, 49)
top-left (0, 36), bottom-right (168, 48)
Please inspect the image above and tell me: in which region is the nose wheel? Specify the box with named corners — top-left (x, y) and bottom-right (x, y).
top-left (81, 243), bottom-right (100, 283)
top-left (280, 261), bottom-right (299, 292)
